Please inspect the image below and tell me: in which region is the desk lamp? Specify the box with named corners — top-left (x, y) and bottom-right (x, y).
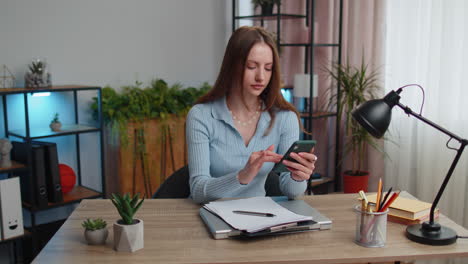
top-left (351, 85), bottom-right (468, 245)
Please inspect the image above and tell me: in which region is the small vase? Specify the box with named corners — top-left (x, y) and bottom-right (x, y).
top-left (84, 228), bottom-right (108, 245)
top-left (113, 219), bottom-right (144, 252)
top-left (50, 122), bottom-right (62, 132)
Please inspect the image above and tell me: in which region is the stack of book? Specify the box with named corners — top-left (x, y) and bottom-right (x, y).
top-left (366, 194), bottom-right (439, 225)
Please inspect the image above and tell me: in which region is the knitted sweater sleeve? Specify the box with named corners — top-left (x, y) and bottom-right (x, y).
top-left (186, 106), bottom-right (248, 204)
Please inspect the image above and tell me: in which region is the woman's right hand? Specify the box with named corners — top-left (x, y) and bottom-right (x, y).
top-left (237, 145), bottom-right (282, 185)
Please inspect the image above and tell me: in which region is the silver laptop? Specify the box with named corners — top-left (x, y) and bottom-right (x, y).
top-left (199, 198), bottom-right (332, 239)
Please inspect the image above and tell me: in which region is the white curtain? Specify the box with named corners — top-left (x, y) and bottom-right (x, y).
top-left (384, 1), bottom-right (468, 263)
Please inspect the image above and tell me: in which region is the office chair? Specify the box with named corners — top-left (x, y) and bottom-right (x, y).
top-left (152, 165), bottom-right (190, 198)
top-left (264, 171), bottom-right (283, 196)
top-left (152, 165), bottom-right (283, 198)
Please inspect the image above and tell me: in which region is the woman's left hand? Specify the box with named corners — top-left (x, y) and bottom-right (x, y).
top-left (282, 148), bottom-right (317, 181)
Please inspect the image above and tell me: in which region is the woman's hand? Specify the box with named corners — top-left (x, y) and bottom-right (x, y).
top-left (238, 145), bottom-right (282, 185)
top-left (282, 148), bottom-right (317, 182)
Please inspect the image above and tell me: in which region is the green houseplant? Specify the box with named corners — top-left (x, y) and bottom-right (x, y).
top-left (111, 193), bottom-right (145, 252)
top-left (252, 0), bottom-right (281, 15)
top-left (90, 79), bottom-right (209, 198)
top-left (82, 218), bottom-right (108, 245)
top-left (49, 112), bottom-right (62, 132)
top-left (91, 79), bottom-right (210, 146)
top-left (326, 58), bottom-right (383, 193)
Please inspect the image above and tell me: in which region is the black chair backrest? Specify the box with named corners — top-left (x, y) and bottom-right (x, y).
top-left (153, 166), bottom-right (283, 198)
top-left (265, 171), bottom-right (283, 197)
top-left (153, 165), bottom-right (190, 198)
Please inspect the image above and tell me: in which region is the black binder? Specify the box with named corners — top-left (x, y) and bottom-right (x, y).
top-left (12, 142), bottom-right (49, 209)
top-left (32, 141), bottom-right (63, 203)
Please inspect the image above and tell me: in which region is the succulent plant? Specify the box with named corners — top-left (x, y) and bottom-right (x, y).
top-left (111, 193), bottom-right (144, 225)
top-left (82, 218), bottom-right (107, 231)
top-left (28, 61), bottom-right (44, 75)
top-left (50, 113), bottom-right (60, 124)
top-left (25, 59), bottom-right (52, 88)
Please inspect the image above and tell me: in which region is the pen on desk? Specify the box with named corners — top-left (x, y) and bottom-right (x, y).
top-left (379, 187), bottom-right (393, 210)
top-left (232, 210), bottom-right (276, 217)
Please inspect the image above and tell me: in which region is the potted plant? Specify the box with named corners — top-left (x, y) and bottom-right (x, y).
top-left (25, 58), bottom-right (52, 88)
top-left (82, 218), bottom-right (108, 245)
top-left (111, 193), bottom-right (145, 252)
top-left (90, 79), bottom-right (209, 197)
top-left (49, 112), bottom-right (62, 132)
top-left (252, 0), bottom-right (281, 15)
top-left (326, 58), bottom-right (383, 193)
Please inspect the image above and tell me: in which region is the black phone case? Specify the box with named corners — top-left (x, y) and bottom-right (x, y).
top-left (272, 140), bottom-right (316, 173)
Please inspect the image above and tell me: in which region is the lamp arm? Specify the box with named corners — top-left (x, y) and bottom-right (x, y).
top-left (396, 102), bottom-right (468, 223)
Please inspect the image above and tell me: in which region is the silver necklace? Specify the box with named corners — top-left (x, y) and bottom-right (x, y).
top-left (229, 105), bottom-right (261, 127)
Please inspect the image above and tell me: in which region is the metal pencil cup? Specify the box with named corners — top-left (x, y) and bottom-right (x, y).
top-left (354, 205), bottom-right (388, 248)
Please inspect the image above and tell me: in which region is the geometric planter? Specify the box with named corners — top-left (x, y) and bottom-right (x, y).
top-left (84, 228), bottom-right (108, 245)
top-left (113, 219), bottom-right (144, 252)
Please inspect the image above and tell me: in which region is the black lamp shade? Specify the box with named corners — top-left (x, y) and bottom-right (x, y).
top-left (352, 99), bottom-right (393, 138)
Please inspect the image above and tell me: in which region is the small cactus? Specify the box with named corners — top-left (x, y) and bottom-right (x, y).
top-left (82, 218), bottom-right (107, 231)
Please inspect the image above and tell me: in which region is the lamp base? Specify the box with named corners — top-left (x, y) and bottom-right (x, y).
top-left (406, 221), bottom-right (457, 245)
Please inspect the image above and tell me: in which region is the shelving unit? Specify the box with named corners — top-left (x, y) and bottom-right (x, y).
top-left (232, 0), bottom-right (342, 194)
top-left (0, 85), bottom-right (105, 258)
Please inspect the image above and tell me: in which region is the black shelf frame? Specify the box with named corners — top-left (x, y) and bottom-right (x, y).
top-left (23, 186), bottom-right (102, 213)
top-left (235, 13), bottom-right (307, 20)
top-left (232, 0), bottom-right (343, 193)
top-left (0, 85), bottom-right (106, 258)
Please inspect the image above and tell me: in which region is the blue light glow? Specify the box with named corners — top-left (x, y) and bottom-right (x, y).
top-left (32, 92), bottom-right (51, 97)
top-left (280, 88), bottom-right (292, 103)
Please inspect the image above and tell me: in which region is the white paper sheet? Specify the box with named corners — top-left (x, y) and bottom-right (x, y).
top-left (203, 197), bottom-right (313, 233)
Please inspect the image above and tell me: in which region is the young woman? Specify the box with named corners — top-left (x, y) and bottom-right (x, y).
top-left (186, 26), bottom-right (317, 204)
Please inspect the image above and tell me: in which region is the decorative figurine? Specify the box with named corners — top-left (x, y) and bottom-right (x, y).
top-left (0, 138), bottom-right (12, 168)
top-left (0, 65), bottom-right (15, 89)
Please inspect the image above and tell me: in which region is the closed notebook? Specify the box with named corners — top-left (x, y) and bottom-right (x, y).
top-left (388, 210), bottom-right (439, 225)
top-left (367, 193), bottom-right (433, 220)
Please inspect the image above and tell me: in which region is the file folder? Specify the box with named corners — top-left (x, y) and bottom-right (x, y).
top-left (0, 177), bottom-right (24, 240)
top-left (32, 141), bottom-right (63, 203)
top-left (12, 142), bottom-right (49, 209)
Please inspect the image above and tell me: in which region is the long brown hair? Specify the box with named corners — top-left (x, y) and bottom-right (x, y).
top-left (197, 26), bottom-right (305, 135)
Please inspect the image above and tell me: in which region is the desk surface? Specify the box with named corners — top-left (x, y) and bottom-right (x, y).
top-left (34, 194), bottom-right (468, 264)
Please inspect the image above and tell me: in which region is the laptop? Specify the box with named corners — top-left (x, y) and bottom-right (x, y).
top-left (199, 198), bottom-right (332, 239)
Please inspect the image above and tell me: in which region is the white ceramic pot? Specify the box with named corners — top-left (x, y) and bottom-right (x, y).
top-left (113, 219), bottom-right (144, 252)
top-left (84, 228), bottom-right (108, 245)
top-left (50, 122), bottom-right (62, 132)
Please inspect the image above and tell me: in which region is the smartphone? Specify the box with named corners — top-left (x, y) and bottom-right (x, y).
top-left (272, 140), bottom-right (316, 173)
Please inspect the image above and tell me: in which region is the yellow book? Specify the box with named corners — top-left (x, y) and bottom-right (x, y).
top-left (366, 193), bottom-right (434, 220)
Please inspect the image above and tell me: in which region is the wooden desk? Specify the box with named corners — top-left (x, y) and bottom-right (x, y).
top-left (33, 194), bottom-right (468, 264)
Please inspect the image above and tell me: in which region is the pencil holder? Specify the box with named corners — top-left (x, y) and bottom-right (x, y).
top-left (354, 205), bottom-right (388, 248)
